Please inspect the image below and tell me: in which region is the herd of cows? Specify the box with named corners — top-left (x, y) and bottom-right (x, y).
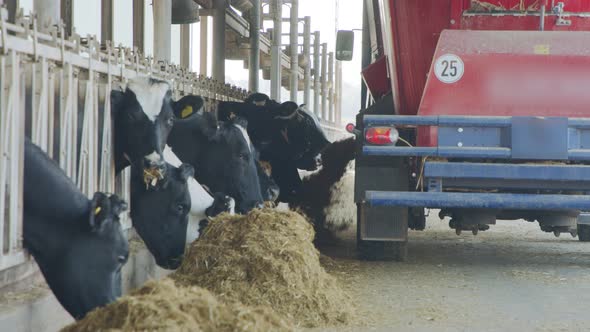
top-left (21, 76), bottom-right (336, 320)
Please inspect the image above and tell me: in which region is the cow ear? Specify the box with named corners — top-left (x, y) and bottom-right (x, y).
top-left (177, 163), bottom-right (194, 182)
top-left (89, 193), bottom-right (128, 232)
top-left (173, 95), bottom-right (204, 120)
top-left (108, 194), bottom-right (129, 217)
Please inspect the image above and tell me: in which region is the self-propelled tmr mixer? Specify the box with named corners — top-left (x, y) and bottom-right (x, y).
top-left (342, 0), bottom-right (590, 260)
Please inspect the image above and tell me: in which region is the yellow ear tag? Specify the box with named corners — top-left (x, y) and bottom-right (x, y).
top-left (94, 207), bottom-right (102, 215)
top-left (181, 105), bottom-right (193, 118)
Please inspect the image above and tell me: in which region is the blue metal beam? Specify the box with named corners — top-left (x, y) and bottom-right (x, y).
top-left (425, 162), bottom-right (590, 182)
top-left (365, 191), bottom-right (590, 210)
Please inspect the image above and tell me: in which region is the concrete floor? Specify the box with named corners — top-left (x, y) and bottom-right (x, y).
top-left (313, 213), bottom-right (590, 332)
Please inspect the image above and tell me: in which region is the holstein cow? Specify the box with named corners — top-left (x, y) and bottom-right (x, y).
top-left (163, 145), bottom-right (235, 243)
top-left (129, 161), bottom-right (194, 269)
top-left (168, 100), bottom-right (265, 213)
top-left (23, 138), bottom-right (129, 320)
top-left (218, 96), bottom-right (331, 203)
top-left (168, 97), bottom-right (279, 203)
top-left (110, 76), bottom-right (200, 180)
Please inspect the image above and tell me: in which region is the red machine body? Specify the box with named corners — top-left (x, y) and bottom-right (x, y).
top-left (417, 30), bottom-right (590, 146)
top-left (380, 0), bottom-right (590, 119)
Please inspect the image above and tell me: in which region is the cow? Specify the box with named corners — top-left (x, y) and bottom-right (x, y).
top-left (23, 138), bottom-right (129, 320)
top-left (129, 161), bottom-right (196, 270)
top-left (110, 76), bottom-right (200, 181)
top-left (163, 145), bottom-right (235, 243)
top-left (218, 96), bottom-right (331, 203)
top-left (168, 100), bottom-right (265, 213)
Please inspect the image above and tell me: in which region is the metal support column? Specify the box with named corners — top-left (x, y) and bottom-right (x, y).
top-left (213, 0), bottom-right (226, 82)
top-left (153, 0), bottom-right (172, 62)
top-left (328, 51), bottom-right (334, 123)
top-left (289, 0), bottom-right (298, 102)
top-left (34, 0), bottom-right (61, 31)
top-left (313, 31), bottom-right (320, 117)
top-left (180, 25), bottom-right (191, 68)
top-left (249, 0), bottom-right (261, 92)
top-left (133, 0), bottom-right (145, 54)
top-left (61, 0), bottom-right (73, 37)
top-left (101, 0), bottom-right (113, 43)
top-left (270, 0), bottom-right (283, 101)
top-left (302, 16), bottom-right (311, 108)
top-left (320, 42), bottom-right (328, 121)
top-left (335, 61), bottom-right (342, 124)
top-left (200, 16), bottom-right (208, 75)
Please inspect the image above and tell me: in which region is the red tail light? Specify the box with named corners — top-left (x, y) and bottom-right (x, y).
top-left (345, 123), bottom-right (356, 133)
top-left (365, 127), bottom-right (399, 145)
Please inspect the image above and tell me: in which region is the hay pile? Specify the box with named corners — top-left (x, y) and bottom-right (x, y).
top-left (173, 209), bottom-right (354, 328)
top-left (61, 278), bottom-right (292, 332)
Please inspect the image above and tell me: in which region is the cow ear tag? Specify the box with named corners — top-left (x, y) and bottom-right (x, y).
top-left (94, 207), bottom-right (102, 215)
top-left (181, 105), bottom-right (193, 118)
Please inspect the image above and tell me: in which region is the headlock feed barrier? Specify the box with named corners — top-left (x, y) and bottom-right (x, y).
top-left (0, 9), bottom-right (249, 273)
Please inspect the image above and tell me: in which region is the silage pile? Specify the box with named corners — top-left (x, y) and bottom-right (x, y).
top-left (173, 209), bottom-right (354, 328)
top-left (61, 278), bottom-right (292, 332)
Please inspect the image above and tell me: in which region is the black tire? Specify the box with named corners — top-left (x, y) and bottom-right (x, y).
top-left (578, 224), bottom-right (590, 242)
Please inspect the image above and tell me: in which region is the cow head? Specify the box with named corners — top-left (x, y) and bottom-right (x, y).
top-left (130, 162), bottom-right (193, 269)
top-left (56, 193), bottom-right (129, 320)
top-left (200, 117), bottom-right (264, 214)
top-left (273, 102), bottom-right (331, 171)
top-left (244, 92), bottom-right (271, 106)
top-left (111, 77), bottom-right (200, 183)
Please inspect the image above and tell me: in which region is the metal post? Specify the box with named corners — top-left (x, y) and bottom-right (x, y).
top-left (328, 51), bottom-right (334, 123)
top-left (153, 0), bottom-right (172, 62)
top-left (200, 16), bottom-right (208, 75)
top-left (320, 43), bottom-right (327, 121)
top-left (302, 16), bottom-right (311, 109)
top-left (313, 31), bottom-right (320, 117)
top-left (61, 0), bottom-right (73, 37)
top-left (270, 0), bottom-right (282, 101)
top-left (180, 25), bottom-right (191, 68)
top-left (133, 0), bottom-right (145, 54)
top-left (289, 0), bottom-right (298, 102)
top-left (249, 0), bottom-right (261, 92)
top-left (335, 61), bottom-right (342, 124)
top-left (213, 0), bottom-right (226, 83)
top-left (34, 0), bottom-right (61, 31)
top-left (101, 0), bottom-right (113, 43)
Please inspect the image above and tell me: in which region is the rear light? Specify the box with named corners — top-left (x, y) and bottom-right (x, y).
top-left (365, 127), bottom-right (399, 145)
top-left (345, 123), bottom-right (356, 133)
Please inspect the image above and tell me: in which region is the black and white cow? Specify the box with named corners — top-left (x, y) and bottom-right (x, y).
top-left (168, 100), bottom-right (265, 213)
top-left (23, 138), bottom-right (129, 320)
top-left (110, 76), bottom-right (199, 178)
top-left (163, 145), bottom-right (235, 243)
top-left (218, 95), bottom-right (331, 202)
top-left (129, 161), bottom-right (194, 270)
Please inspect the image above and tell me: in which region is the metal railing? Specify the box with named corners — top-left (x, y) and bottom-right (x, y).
top-left (0, 10), bottom-right (249, 272)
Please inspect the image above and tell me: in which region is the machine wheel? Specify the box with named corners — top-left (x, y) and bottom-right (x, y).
top-left (577, 224), bottom-right (590, 242)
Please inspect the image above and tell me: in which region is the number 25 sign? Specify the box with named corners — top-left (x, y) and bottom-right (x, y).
top-left (434, 54), bottom-right (464, 84)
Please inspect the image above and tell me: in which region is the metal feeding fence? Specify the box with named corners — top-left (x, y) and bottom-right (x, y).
top-left (0, 9), bottom-right (249, 272)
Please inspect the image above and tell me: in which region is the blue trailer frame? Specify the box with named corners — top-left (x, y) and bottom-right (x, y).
top-left (361, 115), bottom-right (590, 212)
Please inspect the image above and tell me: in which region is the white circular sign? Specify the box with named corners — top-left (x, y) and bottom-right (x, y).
top-left (434, 54), bottom-right (464, 84)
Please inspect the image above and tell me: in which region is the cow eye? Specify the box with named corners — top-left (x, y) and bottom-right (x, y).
top-left (166, 117), bottom-right (175, 126)
top-left (176, 204), bottom-right (185, 214)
